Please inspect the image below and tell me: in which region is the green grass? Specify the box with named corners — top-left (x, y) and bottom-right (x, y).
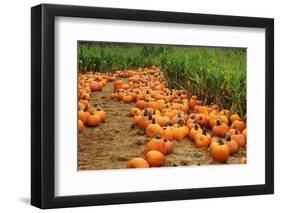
top-left (78, 42), bottom-right (246, 118)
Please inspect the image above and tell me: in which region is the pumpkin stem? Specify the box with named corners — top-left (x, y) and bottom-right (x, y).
top-left (217, 138), bottom-right (224, 145)
top-left (148, 113), bottom-right (153, 120)
top-left (152, 118), bottom-right (156, 124)
top-left (155, 135), bottom-right (161, 139)
top-left (225, 134), bottom-right (231, 141)
top-left (195, 124), bottom-right (199, 130)
top-left (216, 120), bottom-right (221, 126)
top-left (203, 128), bottom-right (207, 135)
top-left (143, 109), bottom-right (148, 116)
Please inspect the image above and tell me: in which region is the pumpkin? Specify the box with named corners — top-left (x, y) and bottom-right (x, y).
top-left (197, 114), bottom-right (207, 127)
top-left (210, 139), bottom-right (230, 163)
top-left (91, 81), bottom-right (102, 92)
top-left (189, 124), bottom-right (203, 141)
top-left (213, 120), bottom-right (228, 137)
top-left (163, 126), bottom-right (174, 141)
top-left (127, 158), bottom-right (149, 168)
top-left (231, 120), bottom-right (246, 132)
top-left (195, 129), bottom-right (211, 148)
top-left (164, 140), bottom-right (174, 154)
top-left (78, 120), bottom-right (84, 133)
top-left (78, 110), bottom-right (87, 124)
top-left (209, 137), bottom-right (226, 153)
top-left (131, 114), bottom-right (142, 127)
top-left (80, 92), bottom-right (90, 100)
top-left (208, 117), bottom-right (220, 128)
top-left (136, 93), bottom-right (146, 101)
top-left (242, 129), bottom-right (247, 140)
top-left (78, 102), bottom-right (86, 111)
top-left (225, 134), bottom-right (238, 154)
top-left (180, 102), bottom-right (189, 113)
top-left (145, 150), bottom-right (165, 167)
top-left (146, 118), bottom-right (164, 138)
top-left (87, 105), bottom-right (96, 115)
top-left (220, 114), bottom-right (229, 124)
top-left (136, 100), bottom-right (146, 110)
top-left (173, 125), bottom-right (188, 141)
top-left (95, 108), bottom-right (107, 122)
top-left (230, 114), bottom-right (241, 123)
top-left (123, 95), bottom-right (133, 103)
top-left (144, 136), bottom-right (166, 155)
top-left (188, 96), bottom-right (197, 109)
top-left (231, 129), bottom-right (246, 147)
top-left (156, 99), bottom-right (165, 112)
top-left (114, 80), bottom-right (124, 90)
top-left (86, 114), bottom-right (101, 126)
top-left (140, 113), bottom-right (153, 130)
top-left (220, 109), bottom-right (230, 117)
top-left (130, 107), bottom-right (140, 117)
top-left (156, 116), bottom-right (170, 127)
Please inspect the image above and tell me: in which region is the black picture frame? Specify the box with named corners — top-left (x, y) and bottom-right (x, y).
top-left (31, 3), bottom-right (274, 209)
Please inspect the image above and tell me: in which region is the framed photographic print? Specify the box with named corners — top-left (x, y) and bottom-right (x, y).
top-left (31, 3), bottom-right (274, 209)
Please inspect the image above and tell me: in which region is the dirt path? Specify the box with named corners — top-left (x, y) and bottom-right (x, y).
top-left (78, 81), bottom-right (246, 170)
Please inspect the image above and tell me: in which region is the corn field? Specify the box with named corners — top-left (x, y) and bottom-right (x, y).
top-left (78, 42), bottom-right (246, 118)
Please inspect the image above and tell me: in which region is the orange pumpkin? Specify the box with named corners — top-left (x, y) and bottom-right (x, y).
top-left (131, 114), bottom-right (142, 127)
top-left (146, 118), bottom-right (164, 138)
top-left (136, 100), bottom-right (146, 110)
top-left (210, 139), bottom-right (230, 163)
top-left (156, 99), bottom-right (165, 112)
top-left (197, 114), bottom-right (207, 127)
top-left (231, 129), bottom-right (246, 147)
top-left (144, 136), bottom-right (166, 155)
top-left (114, 80), bottom-right (124, 90)
top-left (163, 127), bottom-right (174, 141)
top-left (213, 120), bottom-right (228, 137)
top-left (231, 120), bottom-right (246, 132)
top-left (86, 114), bottom-right (101, 126)
top-left (78, 110), bottom-right (87, 124)
top-left (123, 95), bottom-right (133, 103)
top-left (91, 81), bottom-right (102, 92)
top-left (139, 111), bottom-right (151, 130)
top-left (230, 114), bottom-right (241, 123)
top-left (78, 120), bottom-right (84, 133)
top-left (173, 125), bottom-right (188, 141)
top-left (225, 134), bottom-right (238, 154)
top-left (189, 124), bottom-right (203, 141)
top-left (130, 107), bottom-right (140, 117)
top-left (242, 129), bottom-right (247, 140)
top-left (95, 108), bottom-right (107, 122)
top-left (127, 158), bottom-right (149, 168)
top-left (145, 150), bottom-right (165, 167)
top-left (195, 130), bottom-right (211, 148)
top-left (164, 140), bottom-right (174, 154)
top-left (156, 116), bottom-right (170, 127)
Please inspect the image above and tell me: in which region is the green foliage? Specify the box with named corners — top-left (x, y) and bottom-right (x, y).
top-left (78, 42), bottom-right (246, 117)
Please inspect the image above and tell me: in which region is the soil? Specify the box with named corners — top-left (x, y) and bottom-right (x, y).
top-left (78, 80), bottom-right (246, 170)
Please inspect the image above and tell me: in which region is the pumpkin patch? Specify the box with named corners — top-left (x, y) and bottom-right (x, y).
top-left (78, 43), bottom-right (247, 170)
